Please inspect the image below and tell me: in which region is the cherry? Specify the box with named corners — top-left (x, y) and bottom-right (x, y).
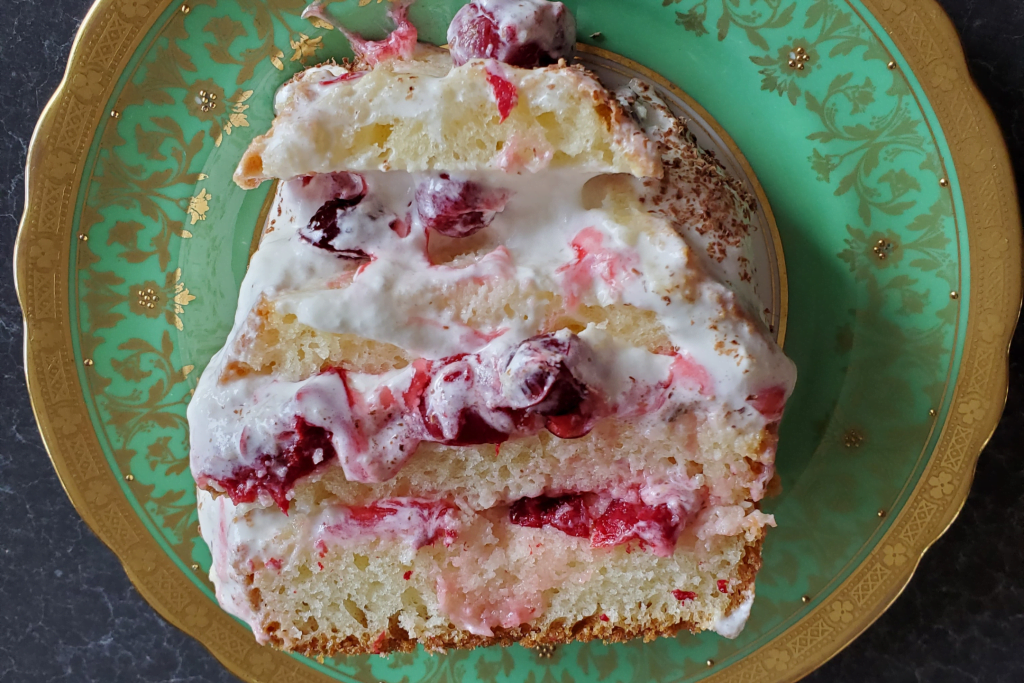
top-left (502, 333), bottom-right (588, 416)
top-left (447, 0), bottom-right (576, 68)
top-left (672, 589), bottom-right (697, 602)
top-left (217, 416), bottom-right (337, 512)
top-left (544, 413), bottom-right (592, 439)
top-left (301, 196), bottom-right (369, 258)
top-left (425, 406), bottom-right (512, 446)
top-left (416, 357), bottom-right (513, 445)
top-left (508, 492), bottom-right (683, 555)
top-left (407, 333), bottom-right (597, 447)
top-left (300, 171), bottom-right (366, 200)
top-left (590, 499), bottom-right (678, 552)
top-left (447, 3), bottom-right (502, 65)
top-left (484, 66), bottom-right (518, 121)
top-left (749, 385), bottom-right (787, 421)
top-left (415, 174), bottom-right (510, 237)
top-left (509, 494), bottom-right (591, 537)
top-left (300, 187), bottom-right (400, 260)
top-left (342, 499), bottom-right (458, 547)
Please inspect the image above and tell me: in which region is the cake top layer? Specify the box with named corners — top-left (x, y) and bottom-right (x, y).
top-left (233, 55), bottom-right (663, 188)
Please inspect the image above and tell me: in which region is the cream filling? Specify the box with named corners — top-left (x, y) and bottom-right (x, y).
top-left (189, 169), bottom-right (796, 488)
top-left (711, 592), bottom-right (755, 639)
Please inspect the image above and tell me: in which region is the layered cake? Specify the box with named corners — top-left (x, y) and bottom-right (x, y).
top-left (190, 0), bottom-right (796, 656)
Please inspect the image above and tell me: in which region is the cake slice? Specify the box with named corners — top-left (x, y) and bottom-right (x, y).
top-left (192, 0), bottom-right (795, 656)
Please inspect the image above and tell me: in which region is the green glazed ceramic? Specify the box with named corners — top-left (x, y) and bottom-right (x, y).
top-left (17, 0), bottom-right (1020, 681)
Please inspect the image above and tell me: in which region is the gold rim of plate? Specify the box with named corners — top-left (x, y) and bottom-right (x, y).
top-left (13, 1), bottom-right (1022, 682)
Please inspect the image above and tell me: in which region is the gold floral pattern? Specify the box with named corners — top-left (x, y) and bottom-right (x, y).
top-left (187, 188), bottom-right (212, 225)
top-left (957, 397), bottom-right (986, 425)
top-left (750, 42), bottom-right (822, 101)
top-left (118, 0), bottom-right (153, 19)
top-left (882, 542), bottom-right (908, 567)
top-left (290, 33), bottom-right (324, 63)
top-left (928, 471), bottom-right (955, 499)
top-left (763, 649), bottom-right (791, 672)
top-left (129, 269), bottom-right (196, 332)
top-left (184, 80), bottom-right (253, 146)
top-left (73, 70), bottom-right (105, 100)
top-left (828, 600), bottom-right (855, 624)
top-left (184, 79), bottom-right (225, 122)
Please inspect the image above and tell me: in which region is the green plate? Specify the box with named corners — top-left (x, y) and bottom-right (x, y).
top-left (16, 1), bottom-right (1021, 681)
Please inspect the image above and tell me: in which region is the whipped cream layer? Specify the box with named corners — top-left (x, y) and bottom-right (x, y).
top-left (189, 168), bottom-right (795, 508)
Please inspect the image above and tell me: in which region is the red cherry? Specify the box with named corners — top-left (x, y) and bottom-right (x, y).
top-left (447, 0), bottom-right (576, 68)
top-left (300, 187), bottom-right (401, 260)
top-left (749, 385), bottom-right (787, 421)
top-left (217, 416), bottom-right (337, 512)
top-left (590, 499), bottom-right (678, 552)
top-left (504, 333), bottom-right (596, 438)
top-left (672, 589), bottom-right (697, 602)
top-left (447, 3), bottom-right (502, 65)
top-left (509, 494), bottom-right (591, 537)
top-left (485, 66), bottom-right (518, 121)
top-left (301, 196), bottom-right (370, 259)
top-left (415, 175), bottom-right (511, 237)
top-left (545, 413), bottom-right (592, 439)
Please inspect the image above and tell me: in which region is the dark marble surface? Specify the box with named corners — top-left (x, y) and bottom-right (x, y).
top-left (0, 0), bottom-right (1021, 681)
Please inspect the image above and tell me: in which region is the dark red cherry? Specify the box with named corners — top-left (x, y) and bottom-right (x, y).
top-left (300, 188), bottom-right (369, 259)
top-left (300, 191), bottom-right (399, 260)
top-left (590, 499), bottom-right (678, 551)
top-left (509, 494), bottom-right (591, 537)
top-left (217, 416), bottom-right (336, 512)
top-left (447, 0), bottom-right (576, 68)
top-left (415, 174), bottom-right (510, 237)
top-left (502, 332), bottom-right (589, 417)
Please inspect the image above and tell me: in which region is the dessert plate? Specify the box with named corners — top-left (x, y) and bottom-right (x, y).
top-left (16, 1), bottom-right (1020, 682)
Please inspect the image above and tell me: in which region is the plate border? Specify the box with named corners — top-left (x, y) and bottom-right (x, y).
top-left (13, 1), bottom-right (1020, 682)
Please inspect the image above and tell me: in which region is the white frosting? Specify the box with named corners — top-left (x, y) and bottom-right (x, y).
top-left (197, 489), bottom-right (287, 642)
top-left (711, 591), bottom-right (755, 639)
